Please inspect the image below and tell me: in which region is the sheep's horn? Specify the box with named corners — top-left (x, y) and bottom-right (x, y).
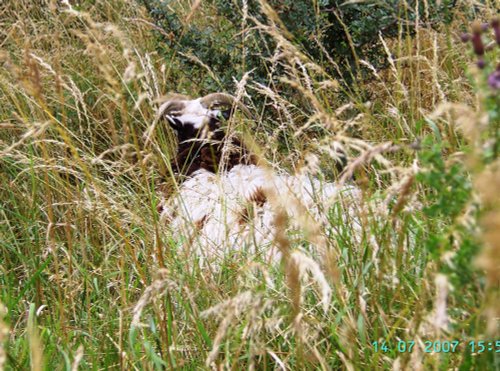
top-left (199, 93), bottom-right (253, 119)
top-left (157, 94), bottom-right (191, 117)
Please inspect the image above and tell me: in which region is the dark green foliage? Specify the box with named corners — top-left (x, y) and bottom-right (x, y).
top-left (417, 138), bottom-right (471, 220)
top-left (416, 137), bottom-right (480, 287)
top-left (142, 0), bottom-right (461, 92)
top-left (323, 0), bottom-right (458, 68)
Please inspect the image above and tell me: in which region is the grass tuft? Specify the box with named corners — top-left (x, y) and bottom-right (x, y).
top-left (1, 0), bottom-right (498, 369)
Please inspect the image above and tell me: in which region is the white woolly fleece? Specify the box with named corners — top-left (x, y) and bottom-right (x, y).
top-left (160, 164), bottom-right (363, 266)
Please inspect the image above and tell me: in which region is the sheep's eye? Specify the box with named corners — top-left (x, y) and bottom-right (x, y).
top-left (209, 110), bottom-right (231, 124)
top-left (220, 109), bottom-right (232, 120)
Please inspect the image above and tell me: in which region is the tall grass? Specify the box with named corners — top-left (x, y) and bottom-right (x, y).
top-left (0, 0), bottom-right (498, 369)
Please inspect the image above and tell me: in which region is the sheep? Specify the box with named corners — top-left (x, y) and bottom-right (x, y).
top-left (156, 93), bottom-right (363, 266)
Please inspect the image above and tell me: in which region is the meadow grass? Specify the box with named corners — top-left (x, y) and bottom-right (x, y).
top-left (0, 0), bottom-right (499, 369)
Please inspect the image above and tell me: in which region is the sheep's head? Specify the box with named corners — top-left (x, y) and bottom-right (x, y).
top-left (158, 93), bottom-right (251, 142)
top-left (158, 93), bottom-right (256, 176)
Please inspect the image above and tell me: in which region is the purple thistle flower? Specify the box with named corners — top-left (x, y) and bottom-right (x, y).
top-left (488, 65), bottom-right (500, 90)
top-left (460, 33), bottom-right (471, 43)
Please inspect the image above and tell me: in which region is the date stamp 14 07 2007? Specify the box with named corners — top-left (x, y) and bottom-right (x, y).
top-left (371, 340), bottom-right (500, 354)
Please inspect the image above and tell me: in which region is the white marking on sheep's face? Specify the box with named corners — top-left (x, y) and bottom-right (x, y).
top-left (159, 98), bottom-right (226, 141)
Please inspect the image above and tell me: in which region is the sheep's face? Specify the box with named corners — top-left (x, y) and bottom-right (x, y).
top-left (158, 97), bottom-right (232, 142)
top-left (159, 93), bottom-right (255, 176)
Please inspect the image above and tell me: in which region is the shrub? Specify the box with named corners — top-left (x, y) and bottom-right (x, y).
top-left (142, 0), bottom-right (462, 92)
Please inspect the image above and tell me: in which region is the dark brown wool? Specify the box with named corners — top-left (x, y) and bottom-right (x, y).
top-left (172, 134), bottom-right (257, 177)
